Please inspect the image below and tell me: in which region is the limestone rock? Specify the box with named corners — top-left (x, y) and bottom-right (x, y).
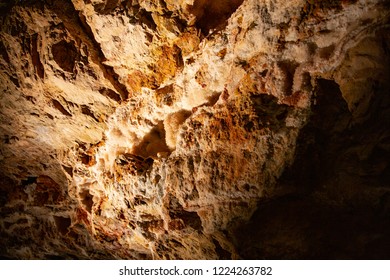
top-left (0, 0), bottom-right (389, 259)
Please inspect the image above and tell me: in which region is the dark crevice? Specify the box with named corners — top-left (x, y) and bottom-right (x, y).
top-left (168, 195), bottom-right (203, 232)
top-left (137, 9), bottom-right (157, 31)
top-left (206, 92), bottom-right (221, 106)
top-left (278, 60), bottom-right (299, 96)
top-left (190, 0), bottom-right (244, 35)
top-left (126, 4), bottom-right (157, 31)
top-left (79, 189), bottom-right (93, 213)
top-left (132, 121), bottom-right (171, 158)
top-left (52, 99), bottom-right (72, 116)
top-left (62, 165), bottom-right (73, 177)
top-left (115, 153), bottom-right (154, 176)
top-left (319, 44), bottom-right (335, 59)
top-left (21, 176), bottom-right (37, 187)
top-left (10, 76), bottom-right (20, 87)
top-left (81, 105), bottom-right (99, 122)
top-left (80, 153), bottom-right (93, 165)
top-left (51, 40), bottom-right (78, 73)
top-left (133, 195), bottom-right (148, 206)
top-left (250, 94), bottom-right (290, 128)
top-left (53, 216), bottom-right (71, 235)
top-left (92, 0), bottom-right (121, 14)
top-left (212, 238), bottom-right (231, 260)
top-left (31, 33), bottom-right (44, 78)
top-left (99, 87), bottom-right (121, 102)
top-left (0, 189), bottom-right (8, 207)
top-left (0, 40), bottom-right (10, 64)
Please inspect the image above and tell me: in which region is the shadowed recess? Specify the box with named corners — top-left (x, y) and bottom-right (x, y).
top-left (190, 0), bottom-right (244, 35)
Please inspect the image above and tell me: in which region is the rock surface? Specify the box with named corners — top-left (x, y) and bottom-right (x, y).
top-left (0, 0), bottom-right (389, 259)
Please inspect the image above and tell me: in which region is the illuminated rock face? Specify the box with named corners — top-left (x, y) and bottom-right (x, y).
top-left (0, 0), bottom-right (389, 259)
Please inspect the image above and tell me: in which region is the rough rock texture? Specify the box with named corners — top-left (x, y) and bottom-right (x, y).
top-left (0, 0), bottom-right (389, 259)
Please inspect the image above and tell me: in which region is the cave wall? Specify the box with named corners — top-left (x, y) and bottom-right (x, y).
top-left (0, 0), bottom-right (389, 259)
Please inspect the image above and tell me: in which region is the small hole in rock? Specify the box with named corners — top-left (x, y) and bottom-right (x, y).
top-left (79, 190), bottom-right (93, 213)
top-left (132, 121), bottom-right (171, 158)
top-left (54, 216), bottom-right (71, 235)
top-left (190, 0), bottom-right (244, 35)
top-left (52, 40), bottom-right (79, 73)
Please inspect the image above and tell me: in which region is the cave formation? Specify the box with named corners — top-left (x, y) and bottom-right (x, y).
top-left (0, 0), bottom-right (389, 259)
